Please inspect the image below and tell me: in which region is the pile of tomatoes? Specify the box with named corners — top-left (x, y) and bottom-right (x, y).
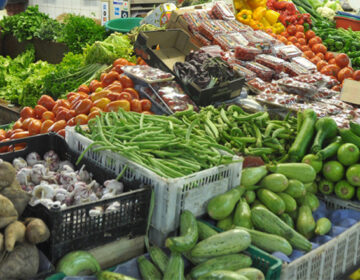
top-left (0, 57), bottom-right (153, 152)
top-left (273, 24), bottom-right (360, 88)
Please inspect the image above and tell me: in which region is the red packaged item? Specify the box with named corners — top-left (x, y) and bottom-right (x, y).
top-left (199, 20), bottom-right (224, 40)
top-left (283, 62), bottom-right (309, 76)
top-left (253, 30), bottom-right (277, 45)
top-left (293, 73), bottom-right (324, 87)
top-left (227, 20), bottom-right (250, 32)
top-left (322, 75), bottom-right (340, 89)
top-left (200, 45), bottom-right (223, 57)
top-left (183, 12), bottom-right (202, 32)
top-left (122, 65), bottom-right (174, 83)
top-left (229, 33), bottom-right (248, 46)
top-left (242, 31), bottom-right (271, 53)
top-left (214, 33), bottom-right (246, 50)
top-left (255, 54), bottom-right (285, 73)
top-left (245, 62), bottom-right (275, 82)
top-left (197, 11), bottom-right (212, 20)
top-left (193, 32), bottom-right (212, 46)
top-left (231, 64), bottom-right (257, 81)
top-left (292, 57), bottom-right (317, 72)
top-left (211, 1), bottom-right (235, 20)
top-left (277, 77), bottom-right (317, 97)
top-left (313, 88), bottom-right (339, 100)
top-left (216, 20), bottom-right (236, 33)
top-left (235, 45), bottom-right (262, 61)
top-left (275, 45), bottom-right (302, 60)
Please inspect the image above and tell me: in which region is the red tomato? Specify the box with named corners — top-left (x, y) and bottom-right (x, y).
top-left (74, 99), bottom-right (93, 115)
top-left (34, 105), bottom-right (47, 119)
top-left (77, 84), bottom-right (90, 94)
top-left (107, 92), bottom-right (122, 101)
top-left (55, 109), bottom-right (69, 122)
top-left (312, 43), bottom-right (327, 54)
top-left (332, 85), bottom-right (341, 92)
top-left (113, 58), bottom-right (129, 67)
top-left (288, 36), bottom-right (298, 44)
top-left (38, 95), bottom-right (55, 110)
top-left (106, 82), bottom-right (123, 93)
top-left (317, 60), bottom-right (328, 71)
top-left (89, 80), bottom-right (103, 93)
top-left (305, 30), bottom-right (316, 41)
top-left (28, 119), bottom-right (42, 135)
top-left (295, 32), bottom-right (305, 39)
top-left (328, 64), bottom-right (341, 76)
top-left (67, 117), bottom-right (76, 126)
top-left (11, 131), bottom-right (30, 139)
top-left (353, 70), bottom-right (360, 81)
top-left (22, 118), bottom-right (35, 130)
top-left (52, 105), bottom-right (68, 116)
top-left (48, 120), bottom-right (66, 133)
top-left (88, 110), bottom-right (101, 120)
top-left (338, 67), bottom-right (353, 83)
top-left (6, 129), bottom-right (23, 138)
top-left (57, 129), bottom-right (66, 138)
top-left (123, 88), bottom-right (139, 99)
top-left (112, 65), bottom-right (123, 75)
top-left (90, 107), bottom-right (102, 113)
top-left (335, 53), bottom-right (350, 68)
top-left (102, 71), bottom-right (121, 87)
top-left (300, 45), bottom-right (311, 52)
top-left (41, 111), bottom-right (55, 122)
top-left (67, 92), bottom-right (78, 99)
top-left (297, 38), bottom-right (306, 45)
top-left (287, 24), bottom-right (297, 36)
top-left (0, 129), bottom-right (6, 139)
top-left (140, 99), bottom-right (152, 111)
top-left (316, 53), bottom-right (325, 60)
top-left (296, 25), bottom-right (304, 33)
top-left (12, 120), bottom-right (23, 130)
top-left (310, 56), bottom-right (321, 65)
top-left (66, 110), bottom-right (76, 121)
top-left (308, 36), bottom-right (322, 47)
top-left (328, 58), bottom-right (336, 65)
top-left (325, 52), bottom-right (335, 61)
top-left (321, 65), bottom-right (337, 76)
top-left (303, 51), bottom-right (315, 59)
top-left (118, 92), bottom-right (132, 102)
top-left (20, 107), bottom-right (35, 120)
top-left (294, 43), bottom-right (302, 50)
top-left (130, 99), bottom-right (142, 113)
top-left (75, 114), bottom-right (89, 125)
top-left (105, 100), bottom-right (130, 112)
top-left (119, 75), bottom-right (134, 89)
top-left (0, 139), bottom-right (9, 153)
top-left (100, 73), bottom-right (106, 82)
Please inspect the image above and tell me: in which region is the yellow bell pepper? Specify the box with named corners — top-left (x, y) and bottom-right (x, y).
top-left (253, 6), bottom-right (266, 21)
top-left (234, 0), bottom-right (246, 11)
top-left (260, 17), bottom-right (270, 27)
top-left (265, 10), bottom-right (280, 25)
top-left (249, 19), bottom-right (264, 30)
top-left (273, 22), bottom-right (285, 34)
top-left (236, 9), bottom-right (252, 24)
top-left (247, 0), bottom-right (267, 9)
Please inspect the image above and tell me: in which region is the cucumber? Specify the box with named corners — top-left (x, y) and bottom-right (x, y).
top-left (315, 217), bottom-right (332, 235)
top-left (148, 246), bottom-right (168, 273)
top-left (288, 210), bottom-right (298, 221)
top-left (260, 173), bottom-right (289, 192)
top-left (304, 182), bottom-right (318, 194)
top-left (236, 268), bottom-right (265, 280)
top-left (278, 193), bottom-right (297, 213)
top-left (251, 206), bottom-right (312, 252)
top-left (297, 205), bottom-right (316, 239)
top-left (208, 188), bottom-right (242, 220)
top-left (137, 256), bottom-right (162, 280)
top-left (163, 252), bottom-right (185, 280)
top-left (316, 136), bottom-right (342, 161)
top-left (350, 121), bottom-right (360, 137)
top-left (245, 185), bottom-right (262, 191)
top-left (197, 221), bottom-right (218, 240)
top-left (297, 193), bottom-right (320, 212)
top-left (280, 213), bottom-right (294, 228)
top-left (182, 251), bottom-right (209, 265)
top-left (339, 129), bottom-right (360, 148)
top-left (285, 179), bottom-right (306, 198)
top-left (235, 226), bottom-right (293, 256)
top-left (251, 200), bottom-right (266, 209)
top-left (241, 166), bottom-right (268, 187)
top-left (190, 229), bottom-right (251, 258)
top-left (245, 190), bottom-right (256, 204)
top-left (96, 271), bottom-right (136, 280)
top-left (198, 270), bottom-right (249, 280)
top-left (190, 254), bottom-right (252, 279)
top-left (233, 199), bottom-right (252, 229)
top-left (257, 189), bottom-right (286, 215)
top-left (166, 210), bottom-right (198, 253)
top-left (217, 214), bottom-right (234, 231)
top-left (267, 163), bottom-right (316, 183)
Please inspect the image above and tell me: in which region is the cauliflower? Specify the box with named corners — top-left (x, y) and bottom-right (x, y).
top-left (317, 6), bottom-right (336, 20)
top-left (325, 1), bottom-right (343, 12)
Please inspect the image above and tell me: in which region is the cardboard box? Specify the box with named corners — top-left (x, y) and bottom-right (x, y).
top-left (110, 0), bottom-right (130, 19)
top-left (101, 0), bottom-right (110, 25)
top-left (141, 3), bottom-right (177, 27)
top-left (340, 79), bottom-right (360, 105)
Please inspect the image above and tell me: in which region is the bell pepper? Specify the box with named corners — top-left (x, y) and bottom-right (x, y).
top-left (273, 22), bottom-right (285, 34)
top-left (237, 9), bottom-right (252, 24)
top-left (104, 100), bottom-right (130, 112)
top-left (250, 19), bottom-right (264, 30)
top-left (247, 0), bottom-right (267, 9)
top-left (253, 6), bottom-right (266, 21)
top-left (260, 17), bottom-right (271, 27)
top-left (265, 10), bottom-right (280, 25)
top-left (234, 0), bottom-right (246, 10)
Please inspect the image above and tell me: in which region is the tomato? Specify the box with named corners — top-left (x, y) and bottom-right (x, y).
top-left (75, 114), bottom-right (89, 125)
top-left (20, 107), bottom-right (35, 119)
top-left (140, 99), bottom-right (152, 112)
top-left (119, 75), bottom-right (134, 89)
top-left (104, 100), bottom-right (130, 112)
top-left (34, 105), bottom-right (47, 119)
top-left (89, 80), bottom-right (103, 93)
top-left (317, 60), bottom-right (328, 71)
top-left (93, 98), bottom-right (111, 110)
top-left (102, 71), bottom-right (121, 87)
top-left (113, 58), bottom-right (129, 67)
top-left (296, 25), bottom-right (304, 33)
top-left (74, 99), bottom-right (93, 115)
top-left (53, 99), bottom-right (71, 112)
top-left (0, 129), bottom-right (6, 138)
top-left (130, 99), bottom-right (142, 113)
top-left (90, 90), bottom-right (111, 102)
top-left (325, 52), bottom-right (335, 61)
top-left (353, 70), bottom-right (360, 81)
top-left (11, 131), bottom-right (30, 140)
top-left (66, 110), bottom-right (76, 121)
top-left (312, 44), bottom-right (327, 54)
top-left (41, 111), bottom-right (55, 122)
top-left (304, 51), bottom-right (315, 59)
top-left (48, 120), bottom-right (66, 133)
top-left (320, 65), bottom-right (336, 76)
top-left (300, 45), bottom-right (311, 52)
top-left (287, 24), bottom-right (297, 36)
top-left (308, 36), bottom-right (322, 47)
top-left (77, 84), bottom-right (90, 94)
top-left (305, 30), bottom-right (316, 41)
top-left (118, 92), bottom-right (132, 102)
top-left (295, 32), bottom-right (305, 39)
top-left (278, 36), bottom-right (288, 44)
top-left (288, 36), bottom-right (298, 44)
top-left (106, 82), bottom-right (124, 93)
top-left (55, 109), bottom-right (69, 121)
top-left (28, 119), bottom-right (42, 135)
top-left (123, 88), bottom-right (139, 99)
top-left (112, 65), bottom-right (123, 75)
top-left (67, 117), bottom-right (76, 126)
top-left (316, 53), bottom-right (325, 60)
top-left (328, 58), bottom-right (336, 65)
top-left (22, 118), bottom-right (35, 130)
top-left (294, 43), bottom-right (302, 49)
top-left (107, 92), bottom-right (122, 101)
top-left (38, 95), bottom-right (55, 111)
top-left (297, 38), bottom-right (306, 45)
top-left (310, 56), bottom-right (321, 65)
top-left (67, 92), bottom-right (78, 99)
top-left (57, 129), bottom-right (66, 138)
top-left (90, 107), bottom-right (102, 113)
top-left (332, 85), bottom-right (341, 92)
top-left (52, 105), bottom-right (68, 116)
top-left (338, 67), bottom-right (353, 83)
top-left (12, 120), bottom-right (23, 130)
top-left (328, 64), bottom-right (341, 76)
top-left (88, 110), bottom-right (101, 120)
top-left (6, 129), bottom-right (23, 138)
top-left (335, 53), bottom-right (350, 68)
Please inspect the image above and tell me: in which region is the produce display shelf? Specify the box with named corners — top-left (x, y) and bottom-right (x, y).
top-left (65, 126), bottom-right (243, 246)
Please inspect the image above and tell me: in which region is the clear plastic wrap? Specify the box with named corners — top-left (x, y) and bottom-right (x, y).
top-left (197, 11), bottom-right (212, 21)
top-left (227, 20), bottom-right (250, 32)
top-left (122, 65), bottom-right (174, 83)
top-left (200, 45), bottom-right (223, 57)
top-left (183, 12), bottom-right (202, 32)
top-left (230, 33), bottom-right (249, 46)
top-left (231, 64), bottom-right (257, 81)
top-left (253, 30), bottom-right (277, 45)
top-left (293, 73), bottom-right (325, 87)
top-left (193, 31), bottom-right (212, 46)
top-left (277, 77), bottom-right (317, 97)
top-left (211, 1), bottom-right (235, 20)
top-left (255, 54), bottom-right (285, 73)
top-left (216, 20), bottom-right (237, 33)
top-left (213, 33), bottom-right (248, 50)
top-left (245, 61), bottom-right (275, 82)
top-left (235, 45), bottom-right (262, 61)
top-left (283, 62), bottom-right (309, 76)
top-left (242, 31), bottom-right (271, 53)
top-left (275, 45), bottom-right (302, 60)
top-left (322, 74), bottom-right (340, 88)
top-left (292, 56), bottom-right (317, 72)
top-left (313, 88), bottom-right (340, 100)
top-left (199, 20), bottom-right (224, 40)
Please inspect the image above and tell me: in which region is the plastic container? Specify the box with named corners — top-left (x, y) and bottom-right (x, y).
top-left (199, 20), bottom-right (224, 40)
top-left (183, 12), bottom-right (202, 32)
top-left (283, 62), bottom-right (309, 76)
top-left (214, 34), bottom-right (242, 50)
top-left (292, 56), bottom-right (317, 72)
top-left (255, 54), bottom-right (286, 73)
top-left (105, 17), bottom-right (142, 33)
top-left (193, 31), bottom-right (212, 46)
top-left (211, 1), bottom-right (235, 20)
top-left (278, 78), bottom-right (317, 97)
top-left (235, 44), bottom-right (262, 61)
top-left (245, 61), bottom-right (275, 82)
top-left (335, 15), bottom-right (360, 31)
top-left (275, 45), bottom-right (302, 60)
top-left (227, 20), bottom-right (251, 32)
top-left (65, 127), bottom-right (243, 246)
top-left (121, 65), bottom-right (174, 84)
top-left (217, 20), bottom-right (238, 33)
top-left (231, 64), bottom-right (257, 81)
top-left (0, 133), bottom-right (151, 262)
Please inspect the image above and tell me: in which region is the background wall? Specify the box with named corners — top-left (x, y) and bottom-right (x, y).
top-left (29, 0), bottom-right (101, 19)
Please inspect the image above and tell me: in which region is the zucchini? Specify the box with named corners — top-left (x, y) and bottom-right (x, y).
top-left (217, 214), bottom-right (233, 231)
top-left (233, 199), bottom-right (252, 229)
top-left (208, 188), bottom-right (242, 220)
top-left (190, 254), bottom-right (252, 279)
top-left (350, 121), bottom-right (360, 137)
top-left (163, 252), bottom-right (185, 280)
top-left (311, 117), bottom-right (338, 153)
top-left (241, 166), bottom-right (268, 187)
top-left (182, 251), bottom-right (209, 265)
top-left (267, 163), bottom-right (316, 183)
top-left (304, 182), bottom-right (318, 194)
top-left (260, 173), bottom-right (289, 192)
top-left (316, 136), bottom-right (342, 160)
top-left (236, 268), bottom-right (265, 280)
top-left (285, 179), bottom-right (306, 198)
top-left (198, 270), bottom-right (248, 280)
top-left (278, 193), bottom-right (297, 213)
top-left (137, 256), bottom-right (162, 280)
top-left (244, 190), bottom-right (256, 204)
top-left (197, 221), bottom-right (218, 240)
top-left (297, 205), bottom-right (316, 239)
top-left (257, 189), bottom-right (286, 215)
top-left (251, 200), bottom-right (266, 209)
top-left (339, 129), bottom-right (360, 148)
top-left (191, 229), bottom-right (251, 258)
top-left (315, 217), bottom-right (332, 235)
top-left (96, 271), bottom-right (136, 280)
top-left (288, 109), bottom-right (317, 162)
top-left (166, 210), bottom-right (198, 253)
top-left (251, 206), bottom-right (312, 252)
top-left (245, 185), bottom-right (262, 191)
top-left (148, 246), bottom-right (168, 273)
top-left (280, 213), bottom-right (294, 228)
top-left (235, 226), bottom-right (293, 256)
top-left (297, 193), bottom-right (319, 212)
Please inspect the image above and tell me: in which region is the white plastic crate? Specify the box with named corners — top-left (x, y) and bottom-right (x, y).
top-left (280, 196), bottom-right (360, 280)
top-left (65, 126), bottom-right (243, 243)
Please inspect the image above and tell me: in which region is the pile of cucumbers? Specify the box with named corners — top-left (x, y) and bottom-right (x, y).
top-left (207, 162), bottom-right (333, 257)
top-left (137, 210), bottom-right (265, 280)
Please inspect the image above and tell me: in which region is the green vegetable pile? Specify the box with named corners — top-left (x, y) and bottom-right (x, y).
top-left (127, 24), bottom-right (165, 43)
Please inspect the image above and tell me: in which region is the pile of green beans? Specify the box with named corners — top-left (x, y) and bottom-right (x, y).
top-left (76, 109), bottom-right (239, 178)
top-left (174, 105), bottom-right (298, 163)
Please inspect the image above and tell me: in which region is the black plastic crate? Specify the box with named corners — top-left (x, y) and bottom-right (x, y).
top-left (0, 133), bottom-right (152, 263)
